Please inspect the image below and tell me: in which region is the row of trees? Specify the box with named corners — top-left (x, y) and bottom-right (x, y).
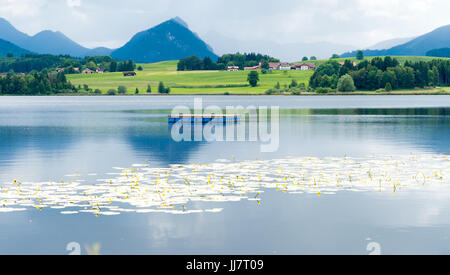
top-left (0, 71), bottom-right (74, 95)
top-left (109, 60), bottom-right (136, 72)
top-left (0, 54), bottom-right (68, 73)
top-left (78, 82), bottom-right (170, 95)
top-left (0, 54), bottom-right (137, 74)
top-left (301, 56), bottom-right (317, 61)
top-left (177, 56), bottom-right (217, 71)
top-left (217, 53), bottom-right (279, 69)
top-left (310, 57), bottom-right (450, 91)
top-left (177, 53), bottom-right (279, 71)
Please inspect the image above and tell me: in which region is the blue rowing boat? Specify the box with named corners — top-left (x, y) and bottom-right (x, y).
top-left (169, 114), bottom-right (241, 124)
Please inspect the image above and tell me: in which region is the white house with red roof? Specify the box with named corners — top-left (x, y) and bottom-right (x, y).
top-left (293, 63), bottom-right (316, 71)
top-left (227, 66), bottom-right (239, 71)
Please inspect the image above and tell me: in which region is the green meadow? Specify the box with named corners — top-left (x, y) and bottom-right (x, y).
top-left (67, 61), bottom-right (313, 95)
top-left (305, 56), bottom-right (450, 65)
top-left (67, 57), bottom-right (450, 95)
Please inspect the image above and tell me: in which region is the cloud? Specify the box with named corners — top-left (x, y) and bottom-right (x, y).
top-left (0, 0), bottom-right (44, 17)
top-left (66, 0), bottom-right (81, 8)
top-left (1, 0), bottom-right (449, 51)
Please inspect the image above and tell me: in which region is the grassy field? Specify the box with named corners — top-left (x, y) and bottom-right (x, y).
top-left (68, 61), bottom-right (313, 95)
top-left (67, 58), bottom-right (450, 95)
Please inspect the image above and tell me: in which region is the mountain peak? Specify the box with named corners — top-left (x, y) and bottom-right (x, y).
top-left (34, 30), bottom-right (66, 38)
top-left (111, 17), bottom-right (217, 63)
top-left (170, 17), bottom-right (189, 28)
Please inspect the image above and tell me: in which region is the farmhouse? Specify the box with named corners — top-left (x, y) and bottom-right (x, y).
top-left (269, 62), bottom-right (291, 70)
top-left (96, 68), bottom-right (105, 74)
top-left (56, 68), bottom-right (65, 73)
top-left (82, 68), bottom-right (95, 74)
top-left (269, 62), bottom-right (280, 70)
top-left (227, 66), bottom-right (239, 71)
top-left (292, 63), bottom-right (316, 71)
top-left (244, 63), bottom-right (262, 70)
top-left (123, 72), bottom-right (137, 77)
top-left (279, 63), bottom-right (292, 70)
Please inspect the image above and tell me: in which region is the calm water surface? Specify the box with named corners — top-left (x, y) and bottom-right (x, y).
top-left (0, 95), bottom-right (449, 255)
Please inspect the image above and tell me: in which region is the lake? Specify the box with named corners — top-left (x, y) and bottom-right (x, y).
top-left (0, 95), bottom-right (449, 255)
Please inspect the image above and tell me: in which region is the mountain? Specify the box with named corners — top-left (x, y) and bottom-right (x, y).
top-left (0, 18), bottom-right (29, 47)
top-left (341, 24), bottom-right (450, 57)
top-left (85, 47), bottom-right (113, 57)
top-left (204, 31), bottom-right (355, 61)
top-left (0, 38), bottom-right (30, 57)
top-left (0, 18), bottom-right (94, 57)
top-left (25, 30), bottom-right (89, 56)
top-left (111, 17), bottom-right (217, 63)
top-left (366, 37), bottom-right (415, 50)
top-left (427, 48), bottom-right (450, 58)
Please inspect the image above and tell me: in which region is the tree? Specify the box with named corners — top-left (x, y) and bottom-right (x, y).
top-left (146, 84), bottom-right (152, 94)
top-left (135, 88), bottom-right (140, 94)
top-left (385, 82), bottom-right (392, 92)
top-left (158, 81), bottom-right (165, 93)
top-left (118, 86), bottom-right (127, 94)
top-left (107, 89), bottom-right (117, 95)
top-left (310, 56), bottom-right (317, 60)
top-left (247, 71), bottom-right (259, 87)
top-left (202, 57), bottom-right (215, 70)
top-left (94, 89), bottom-right (102, 94)
top-left (337, 74), bottom-right (356, 92)
top-left (158, 81), bottom-right (170, 94)
top-left (177, 56), bottom-right (203, 71)
top-left (428, 66), bottom-right (439, 86)
top-left (109, 61), bottom-right (117, 72)
top-left (289, 79), bottom-right (298, 88)
top-left (86, 61), bottom-right (96, 70)
top-left (275, 81), bottom-right (281, 89)
top-left (261, 61), bottom-right (269, 70)
top-left (302, 57), bottom-right (308, 61)
top-left (6, 53), bottom-right (13, 58)
top-left (137, 66), bottom-right (143, 71)
top-left (331, 54), bottom-right (340, 59)
top-left (356, 50), bottom-right (364, 60)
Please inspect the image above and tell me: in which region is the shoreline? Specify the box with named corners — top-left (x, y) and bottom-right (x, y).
top-left (1, 91), bottom-right (449, 96)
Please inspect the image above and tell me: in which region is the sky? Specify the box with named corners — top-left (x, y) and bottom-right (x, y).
top-left (0, 0), bottom-right (449, 50)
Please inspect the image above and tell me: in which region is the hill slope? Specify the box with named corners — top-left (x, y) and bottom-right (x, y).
top-left (342, 25), bottom-right (450, 57)
top-left (112, 17), bottom-right (217, 63)
top-left (0, 38), bottom-right (30, 57)
top-left (0, 18), bottom-right (29, 46)
top-left (366, 37), bottom-right (415, 50)
top-left (25, 30), bottom-right (89, 56)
